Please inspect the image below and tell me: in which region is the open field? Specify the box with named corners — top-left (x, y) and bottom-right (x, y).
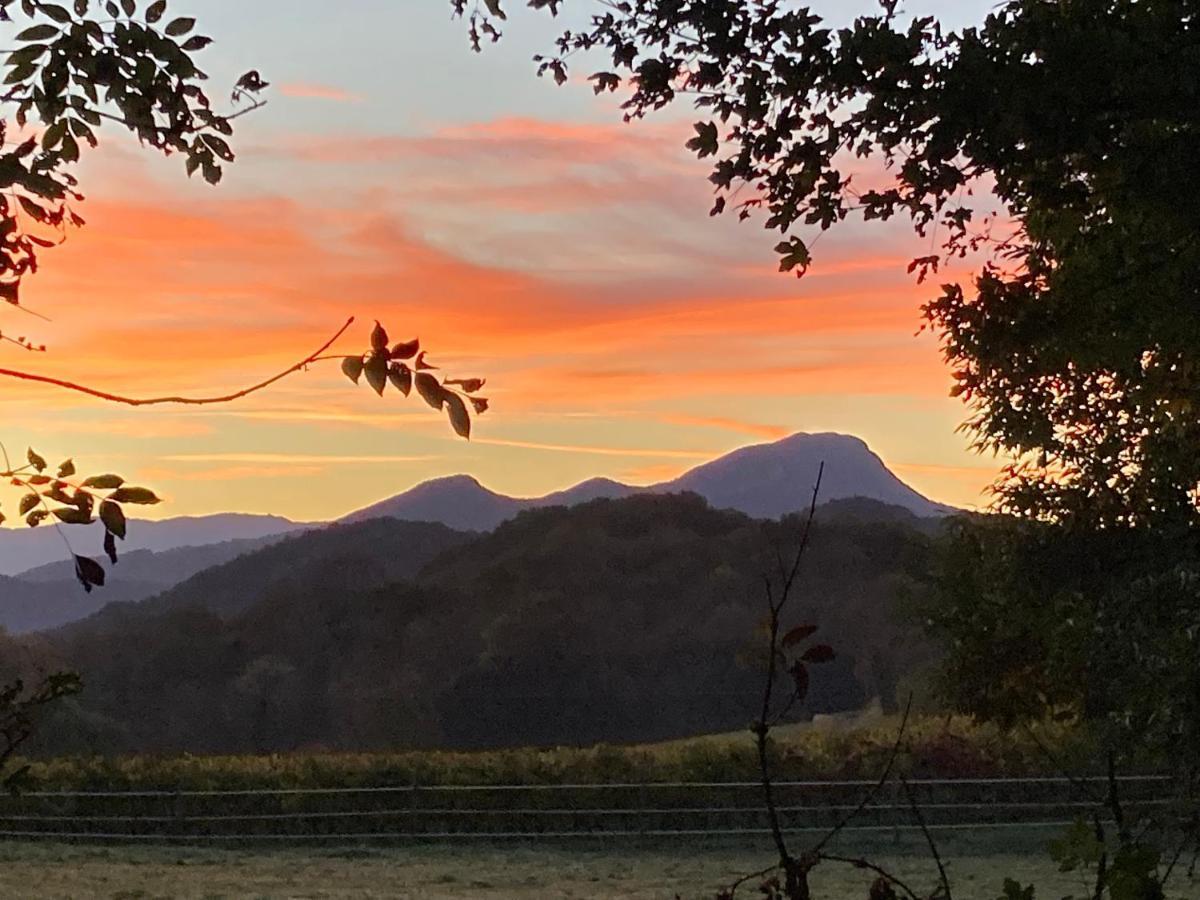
top-left (0, 834), bottom-right (1171, 900)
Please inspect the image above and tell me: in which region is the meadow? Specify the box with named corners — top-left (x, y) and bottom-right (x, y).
top-left (0, 834), bottom-right (1121, 900)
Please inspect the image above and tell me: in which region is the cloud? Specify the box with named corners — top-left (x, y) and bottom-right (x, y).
top-left (472, 437), bottom-right (713, 459)
top-left (161, 453), bottom-right (441, 465)
top-left (277, 82), bottom-right (364, 103)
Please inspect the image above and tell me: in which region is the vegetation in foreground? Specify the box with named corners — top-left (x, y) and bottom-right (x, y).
top-left (12, 715), bottom-right (1094, 793)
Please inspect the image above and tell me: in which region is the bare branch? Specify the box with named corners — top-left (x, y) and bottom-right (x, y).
top-left (0, 317), bottom-right (354, 407)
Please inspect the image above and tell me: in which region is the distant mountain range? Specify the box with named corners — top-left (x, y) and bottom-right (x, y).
top-left (0, 513), bottom-right (308, 577)
top-left (0, 432), bottom-right (955, 632)
top-left (343, 432), bottom-right (954, 527)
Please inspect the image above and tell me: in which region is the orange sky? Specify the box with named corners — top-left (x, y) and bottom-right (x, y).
top-left (0, 3), bottom-right (1004, 523)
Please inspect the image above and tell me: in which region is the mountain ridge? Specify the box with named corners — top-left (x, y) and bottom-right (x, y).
top-left (342, 431), bottom-right (955, 528)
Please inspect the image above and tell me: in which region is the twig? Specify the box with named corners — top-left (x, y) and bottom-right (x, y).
top-left (0, 317), bottom-right (354, 406)
top-left (812, 693), bottom-right (913, 853)
top-left (726, 863), bottom-right (781, 898)
top-left (818, 853), bottom-right (922, 900)
top-left (901, 776), bottom-right (952, 899)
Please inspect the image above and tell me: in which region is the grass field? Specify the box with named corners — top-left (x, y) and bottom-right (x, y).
top-left (0, 834), bottom-right (1191, 899)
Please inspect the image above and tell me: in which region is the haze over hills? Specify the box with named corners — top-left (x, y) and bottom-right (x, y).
top-left (342, 432), bottom-right (955, 528)
top-left (0, 513), bottom-right (310, 577)
top-left (0, 536), bottom-right (289, 633)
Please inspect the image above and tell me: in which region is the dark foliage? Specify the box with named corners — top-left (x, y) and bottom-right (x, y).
top-left (3, 494), bottom-right (934, 755)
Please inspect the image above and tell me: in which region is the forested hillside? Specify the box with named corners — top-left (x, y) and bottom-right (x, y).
top-left (9, 495), bottom-right (937, 755)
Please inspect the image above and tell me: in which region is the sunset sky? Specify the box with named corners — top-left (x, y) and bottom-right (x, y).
top-left (1, 0), bottom-right (1006, 523)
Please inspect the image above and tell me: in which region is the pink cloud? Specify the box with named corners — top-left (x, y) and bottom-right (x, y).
top-left (278, 81), bottom-right (364, 103)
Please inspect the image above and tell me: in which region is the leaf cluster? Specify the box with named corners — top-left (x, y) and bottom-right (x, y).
top-left (0, 0), bottom-right (267, 312)
top-left (0, 445), bottom-right (158, 590)
top-left (339, 320), bottom-right (488, 439)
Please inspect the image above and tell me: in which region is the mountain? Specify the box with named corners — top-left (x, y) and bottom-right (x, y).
top-left (0, 535), bottom-right (290, 634)
top-left (65, 517), bottom-right (474, 632)
top-left (17, 493), bottom-right (936, 755)
top-left (340, 432), bottom-right (953, 530)
top-left (0, 513), bottom-right (308, 577)
top-left (341, 475), bottom-right (519, 530)
top-left (662, 432), bottom-right (955, 519)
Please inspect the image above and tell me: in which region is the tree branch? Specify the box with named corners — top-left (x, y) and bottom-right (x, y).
top-left (0, 317), bottom-right (354, 407)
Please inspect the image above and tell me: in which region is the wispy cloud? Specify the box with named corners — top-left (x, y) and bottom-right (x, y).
top-left (278, 81), bottom-right (364, 103)
top-left (161, 453), bottom-right (440, 465)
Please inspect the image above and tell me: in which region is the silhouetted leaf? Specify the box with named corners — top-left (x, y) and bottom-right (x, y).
top-left (103, 530), bottom-right (118, 564)
top-left (341, 356), bottom-right (364, 384)
top-left (445, 393), bottom-right (471, 439)
top-left (389, 339), bottom-right (419, 360)
top-left (389, 362), bottom-right (412, 396)
top-left (415, 372), bottom-right (446, 410)
top-left (53, 507), bottom-right (92, 525)
top-left (800, 644), bottom-right (835, 664)
top-left (82, 474), bottom-right (124, 490)
top-left (370, 321), bottom-right (388, 353)
top-left (27, 449), bottom-right (46, 472)
top-left (107, 487), bottom-right (160, 505)
top-left (364, 354), bottom-right (388, 396)
top-left (73, 555), bottom-right (105, 592)
top-left (99, 499), bottom-right (126, 539)
top-left (781, 624), bottom-right (818, 648)
top-left (789, 661), bottom-right (809, 700)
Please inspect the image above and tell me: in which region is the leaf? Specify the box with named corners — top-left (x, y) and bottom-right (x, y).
top-left (82, 474), bottom-right (124, 490)
top-left (73, 555), bottom-right (105, 592)
top-left (145, 0), bottom-right (166, 22)
top-left (445, 392), bottom-right (471, 440)
top-left (57, 459), bottom-right (75, 478)
top-left (25, 509), bottom-right (47, 527)
top-left (370, 321), bottom-right (389, 353)
top-left (470, 397), bottom-right (490, 415)
top-left (164, 16), bottom-right (195, 36)
top-left (389, 338), bottom-right (419, 360)
top-left (685, 120), bottom-right (719, 158)
top-left (99, 499), bottom-right (126, 539)
top-left (789, 662), bottom-right (809, 700)
top-left (106, 486), bottom-right (160, 505)
top-left (364, 354), bottom-right (388, 396)
top-left (27, 448), bottom-right (47, 472)
top-left (415, 372), bottom-right (446, 410)
top-left (341, 355), bottom-right (364, 384)
top-left (801, 644), bottom-right (836, 664)
top-left (53, 507), bottom-right (93, 525)
top-left (39, 4), bottom-right (72, 22)
top-left (781, 624), bottom-right (818, 648)
top-left (19, 494), bottom-right (39, 516)
top-left (415, 351), bottom-right (437, 370)
top-left (444, 378), bottom-right (485, 393)
top-left (483, 0), bottom-right (506, 19)
top-left (103, 530), bottom-right (118, 565)
top-left (16, 24), bottom-right (60, 41)
top-left (388, 362), bottom-right (412, 396)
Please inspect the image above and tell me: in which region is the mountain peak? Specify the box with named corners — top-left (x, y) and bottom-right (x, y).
top-left (338, 431), bottom-right (952, 530)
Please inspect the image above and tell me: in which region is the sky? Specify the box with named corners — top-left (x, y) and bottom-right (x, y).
top-left (0, 0), bottom-right (1007, 523)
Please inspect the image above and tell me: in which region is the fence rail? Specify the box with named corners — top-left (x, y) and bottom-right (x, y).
top-left (0, 776), bottom-right (1179, 844)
